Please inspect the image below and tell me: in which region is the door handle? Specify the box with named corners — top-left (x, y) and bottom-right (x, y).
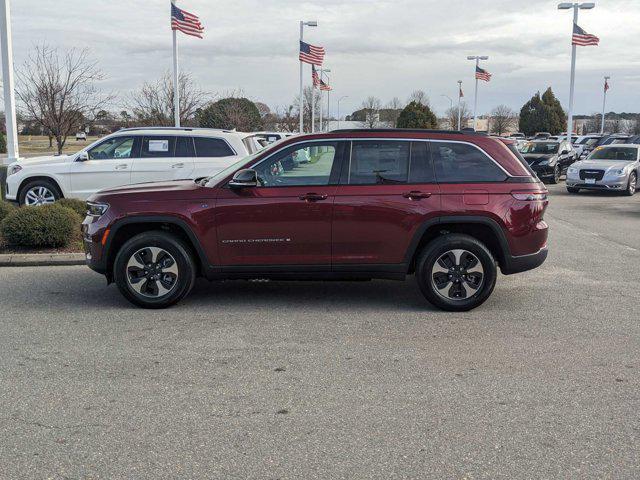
top-left (171, 163), bottom-right (185, 169)
top-left (402, 191), bottom-right (432, 200)
top-left (115, 164), bottom-right (128, 170)
top-left (299, 193), bottom-right (328, 202)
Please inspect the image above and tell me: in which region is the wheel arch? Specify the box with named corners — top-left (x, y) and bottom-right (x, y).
top-left (104, 216), bottom-right (210, 281)
top-left (405, 216), bottom-right (510, 274)
top-left (17, 176), bottom-right (65, 202)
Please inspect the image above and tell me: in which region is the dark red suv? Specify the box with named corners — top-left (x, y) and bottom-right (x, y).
top-left (82, 129), bottom-right (548, 311)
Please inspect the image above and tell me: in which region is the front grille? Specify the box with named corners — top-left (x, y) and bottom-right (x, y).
top-left (580, 169), bottom-right (604, 180)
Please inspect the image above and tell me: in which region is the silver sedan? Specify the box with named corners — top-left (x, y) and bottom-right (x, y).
top-left (566, 144), bottom-right (640, 196)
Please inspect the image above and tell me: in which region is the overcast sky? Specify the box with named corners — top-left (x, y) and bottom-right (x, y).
top-left (6, 0), bottom-right (640, 117)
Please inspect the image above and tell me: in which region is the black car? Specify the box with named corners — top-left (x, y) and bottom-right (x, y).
top-left (520, 140), bottom-right (576, 184)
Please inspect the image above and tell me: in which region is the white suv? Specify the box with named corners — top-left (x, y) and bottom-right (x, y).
top-left (5, 128), bottom-right (261, 205)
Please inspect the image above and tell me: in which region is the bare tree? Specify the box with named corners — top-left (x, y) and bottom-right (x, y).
top-left (408, 90), bottom-right (430, 107)
top-left (277, 105), bottom-right (299, 133)
top-left (361, 96), bottom-right (382, 128)
top-left (624, 119), bottom-right (640, 135)
top-left (489, 105), bottom-right (517, 136)
top-left (16, 45), bottom-right (112, 154)
top-left (385, 97), bottom-right (404, 127)
top-left (293, 86), bottom-right (321, 132)
top-left (444, 102), bottom-right (472, 130)
top-left (128, 71), bottom-right (209, 126)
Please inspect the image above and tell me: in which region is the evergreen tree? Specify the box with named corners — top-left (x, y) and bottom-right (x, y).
top-left (541, 87), bottom-right (567, 134)
top-left (396, 101), bottom-right (438, 129)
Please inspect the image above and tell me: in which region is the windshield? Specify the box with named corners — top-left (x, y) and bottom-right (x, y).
top-left (520, 142), bottom-right (559, 154)
top-left (589, 147), bottom-right (638, 161)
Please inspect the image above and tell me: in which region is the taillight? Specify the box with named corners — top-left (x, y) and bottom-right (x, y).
top-left (511, 192), bottom-right (547, 201)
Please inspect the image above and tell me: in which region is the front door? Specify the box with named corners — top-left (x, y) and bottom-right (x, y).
top-left (332, 140), bottom-right (441, 266)
top-left (215, 141), bottom-right (344, 266)
top-left (68, 136), bottom-right (138, 199)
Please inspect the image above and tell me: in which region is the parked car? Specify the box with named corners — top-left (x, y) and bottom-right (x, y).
top-left (253, 131), bottom-right (295, 145)
top-left (509, 132), bottom-right (525, 139)
top-left (519, 139), bottom-right (577, 184)
top-left (573, 134), bottom-right (601, 158)
top-left (4, 127), bottom-right (261, 206)
top-left (566, 144), bottom-right (639, 195)
top-left (533, 132), bottom-right (552, 140)
top-left (76, 132), bottom-right (87, 141)
top-left (580, 134), bottom-right (630, 159)
top-left (82, 129), bottom-right (549, 311)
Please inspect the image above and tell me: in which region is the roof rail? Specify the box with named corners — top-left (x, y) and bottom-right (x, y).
top-left (117, 126), bottom-right (236, 134)
top-left (329, 128), bottom-right (486, 136)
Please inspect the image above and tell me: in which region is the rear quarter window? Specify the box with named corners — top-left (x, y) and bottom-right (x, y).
top-left (194, 137), bottom-right (235, 157)
top-left (432, 142), bottom-right (507, 183)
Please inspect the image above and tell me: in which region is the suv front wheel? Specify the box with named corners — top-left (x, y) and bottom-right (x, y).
top-left (113, 231), bottom-right (196, 309)
top-left (416, 234), bottom-right (497, 311)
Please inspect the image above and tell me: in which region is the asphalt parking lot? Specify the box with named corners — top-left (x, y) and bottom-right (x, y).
top-left (1, 183), bottom-right (639, 479)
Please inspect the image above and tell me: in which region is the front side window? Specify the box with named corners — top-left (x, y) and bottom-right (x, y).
top-left (432, 142), bottom-right (507, 183)
top-left (88, 136), bottom-right (136, 160)
top-left (254, 142), bottom-right (338, 187)
top-left (142, 136), bottom-right (176, 158)
top-left (194, 137), bottom-right (235, 157)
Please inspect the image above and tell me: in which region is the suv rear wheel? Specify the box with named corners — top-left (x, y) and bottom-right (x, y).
top-left (416, 234), bottom-right (497, 311)
top-left (113, 231), bottom-right (196, 309)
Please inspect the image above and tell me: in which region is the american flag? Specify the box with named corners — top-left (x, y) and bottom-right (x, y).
top-left (312, 65), bottom-right (320, 87)
top-left (300, 41), bottom-right (325, 66)
top-left (459, 85), bottom-right (464, 98)
top-left (320, 79), bottom-right (332, 91)
top-left (171, 2), bottom-right (204, 39)
top-left (604, 78), bottom-right (610, 92)
top-left (572, 23), bottom-right (599, 46)
top-left (475, 66), bottom-right (491, 82)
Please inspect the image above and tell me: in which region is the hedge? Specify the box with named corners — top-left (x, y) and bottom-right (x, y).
top-left (56, 198), bottom-right (88, 217)
top-left (0, 200), bottom-right (16, 223)
top-left (0, 203), bottom-right (81, 248)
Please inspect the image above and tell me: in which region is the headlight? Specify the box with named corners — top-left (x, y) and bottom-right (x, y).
top-left (567, 167), bottom-right (578, 175)
top-left (7, 164), bottom-right (22, 176)
top-left (86, 202), bottom-right (109, 217)
top-left (538, 159), bottom-right (549, 166)
top-left (608, 168), bottom-right (625, 177)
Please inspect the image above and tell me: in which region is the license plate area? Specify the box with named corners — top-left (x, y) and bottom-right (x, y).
top-left (585, 178), bottom-right (596, 184)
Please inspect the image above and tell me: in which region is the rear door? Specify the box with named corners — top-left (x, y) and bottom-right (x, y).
top-left (131, 135), bottom-right (195, 183)
top-left (215, 141), bottom-right (345, 266)
top-left (332, 140), bottom-right (441, 266)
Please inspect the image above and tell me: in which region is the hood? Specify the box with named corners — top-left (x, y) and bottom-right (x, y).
top-left (13, 154), bottom-right (73, 167)
top-left (89, 179), bottom-right (214, 202)
top-left (522, 153), bottom-right (555, 163)
top-left (572, 159), bottom-right (634, 171)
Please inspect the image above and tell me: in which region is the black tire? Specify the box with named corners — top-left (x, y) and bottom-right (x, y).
top-left (624, 173), bottom-right (637, 197)
top-left (566, 187), bottom-right (580, 194)
top-left (548, 165), bottom-right (560, 185)
top-left (416, 234), bottom-right (497, 312)
top-left (18, 179), bottom-right (61, 206)
top-left (113, 231), bottom-right (196, 309)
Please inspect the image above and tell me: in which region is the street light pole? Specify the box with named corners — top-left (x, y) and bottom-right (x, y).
top-left (457, 80), bottom-right (463, 130)
top-left (337, 96), bottom-right (348, 130)
top-left (0, 0), bottom-right (19, 166)
top-left (558, 2), bottom-right (595, 145)
top-left (467, 55), bottom-right (489, 131)
top-left (299, 20), bottom-right (318, 133)
top-left (601, 75), bottom-right (609, 134)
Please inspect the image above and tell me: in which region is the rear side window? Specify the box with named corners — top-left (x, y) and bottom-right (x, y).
top-left (348, 141), bottom-right (410, 184)
top-left (175, 136), bottom-right (195, 157)
top-left (194, 137), bottom-right (235, 157)
top-left (432, 142), bottom-right (507, 183)
top-left (142, 136), bottom-right (175, 158)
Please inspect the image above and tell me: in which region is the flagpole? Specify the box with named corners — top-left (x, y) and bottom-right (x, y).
top-left (172, 14), bottom-right (180, 127)
top-left (600, 76), bottom-right (609, 134)
top-left (0, 0), bottom-right (19, 166)
top-left (319, 68), bottom-right (323, 133)
top-left (566, 6), bottom-right (579, 145)
top-left (457, 80), bottom-right (462, 130)
top-left (299, 21), bottom-right (304, 133)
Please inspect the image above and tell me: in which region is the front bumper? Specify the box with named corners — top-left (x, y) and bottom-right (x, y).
top-left (81, 214), bottom-right (111, 275)
top-left (530, 164), bottom-right (555, 179)
top-left (566, 175), bottom-right (627, 191)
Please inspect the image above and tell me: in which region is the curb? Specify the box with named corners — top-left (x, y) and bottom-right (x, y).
top-left (0, 253), bottom-right (86, 267)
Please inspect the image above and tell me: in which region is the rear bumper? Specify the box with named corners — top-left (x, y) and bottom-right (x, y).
top-left (500, 247), bottom-right (548, 275)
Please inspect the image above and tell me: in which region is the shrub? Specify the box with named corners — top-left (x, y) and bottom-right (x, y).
top-left (0, 200), bottom-right (16, 223)
top-left (0, 203), bottom-right (81, 248)
top-left (0, 134), bottom-right (6, 154)
top-left (56, 198), bottom-right (87, 217)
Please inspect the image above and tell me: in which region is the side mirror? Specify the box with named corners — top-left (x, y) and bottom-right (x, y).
top-left (560, 149), bottom-right (569, 155)
top-left (229, 169), bottom-right (258, 188)
top-left (77, 151), bottom-right (89, 162)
